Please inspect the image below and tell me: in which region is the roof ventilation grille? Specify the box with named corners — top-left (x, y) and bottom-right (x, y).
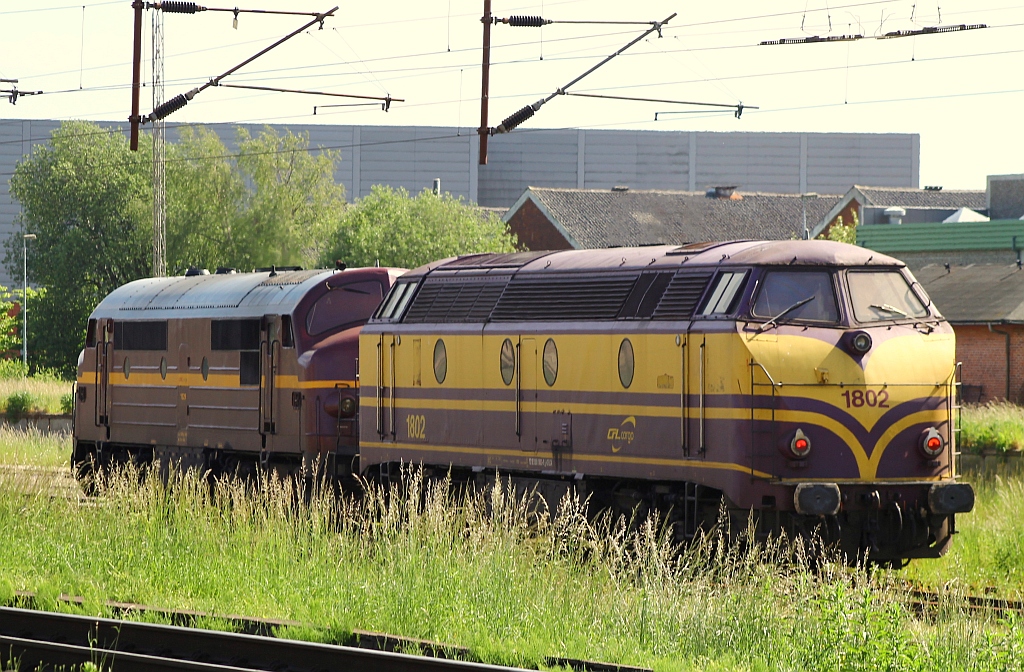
top-left (403, 277), bottom-right (510, 323)
top-left (490, 275), bottom-right (638, 321)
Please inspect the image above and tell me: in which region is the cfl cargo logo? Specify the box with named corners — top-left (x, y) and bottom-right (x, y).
top-left (608, 416), bottom-right (636, 453)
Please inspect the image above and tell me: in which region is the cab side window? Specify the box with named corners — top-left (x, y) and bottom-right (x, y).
top-left (700, 270), bottom-right (748, 315)
top-left (306, 280), bottom-right (385, 337)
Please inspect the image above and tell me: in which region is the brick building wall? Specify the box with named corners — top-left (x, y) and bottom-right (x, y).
top-left (954, 324), bottom-right (1024, 403)
top-left (505, 199), bottom-right (574, 251)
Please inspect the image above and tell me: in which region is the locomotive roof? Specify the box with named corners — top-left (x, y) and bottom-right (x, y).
top-left (90, 268), bottom-right (399, 320)
top-left (407, 240), bottom-right (903, 278)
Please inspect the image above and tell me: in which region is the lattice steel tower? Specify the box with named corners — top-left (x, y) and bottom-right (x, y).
top-left (152, 8), bottom-right (167, 277)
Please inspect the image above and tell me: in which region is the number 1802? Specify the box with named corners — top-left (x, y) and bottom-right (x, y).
top-left (841, 389), bottom-right (889, 408)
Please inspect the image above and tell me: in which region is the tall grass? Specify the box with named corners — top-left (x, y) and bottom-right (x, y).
top-left (0, 426), bottom-right (69, 467)
top-left (0, 377), bottom-right (72, 416)
top-left (961, 401), bottom-right (1024, 454)
top-left (903, 475), bottom-right (1024, 593)
top-left (1, 465), bottom-right (1022, 671)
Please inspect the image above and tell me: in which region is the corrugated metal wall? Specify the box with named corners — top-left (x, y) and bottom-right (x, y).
top-left (857, 219), bottom-right (1024, 253)
top-left (0, 119), bottom-right (919, 287)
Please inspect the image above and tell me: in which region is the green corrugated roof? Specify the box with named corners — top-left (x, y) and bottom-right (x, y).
top-left (856, 219), bottom-right (1024, 253)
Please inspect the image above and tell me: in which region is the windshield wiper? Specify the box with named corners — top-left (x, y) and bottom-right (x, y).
top-left (870, 303), bottom-right (908, 317)
top-left (756, 296), bottom-right (815, 334)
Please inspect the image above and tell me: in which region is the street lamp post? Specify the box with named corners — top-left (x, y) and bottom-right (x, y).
top-left (22, 234), bottom-right (36, 368)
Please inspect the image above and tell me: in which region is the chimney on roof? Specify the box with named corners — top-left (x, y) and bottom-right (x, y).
top-left (706, 186), bottom-right (742, 200)
top-left (884, 206), bottom-right (906, 225)
top-left (611, 185), bottom-right (629, 192)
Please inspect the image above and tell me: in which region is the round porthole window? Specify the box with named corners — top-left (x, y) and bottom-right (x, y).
top-left (618, 339), bottom-right (634, 389)
top-left (543, 338), bottom-right (558, 386)
top-left (201, 357), bottom-right (210, 382)
top-left (500, 338), bottom-right (515, 386)
top-left (160, 356), bottom-right (168, 380)
top-left (123, 356), bottom-right (131, 380)
top-left (433, 339), bottom-right (447, 384)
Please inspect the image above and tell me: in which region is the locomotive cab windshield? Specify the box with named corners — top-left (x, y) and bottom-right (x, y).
top-left (750, 270), bottom-right (840, 325)
top-left (847, 269), bottom-right (931, 323)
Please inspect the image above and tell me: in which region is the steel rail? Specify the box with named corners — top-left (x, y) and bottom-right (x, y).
top-left (0, 634), bottom-right (259, 672)
top-left (5, 596), bottom-right (652, 672)
top-left (0, 606), bottom-right (533, 672)
top-left (907, 589), bottom-right (1024, 616)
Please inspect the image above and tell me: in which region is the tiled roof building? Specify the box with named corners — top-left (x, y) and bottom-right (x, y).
top-left (504, 187), bottom-right (842, 250)
top-left (917, 263), bottom-right (1024, 402)
top-left (855, 186), bottom-right (987, 210)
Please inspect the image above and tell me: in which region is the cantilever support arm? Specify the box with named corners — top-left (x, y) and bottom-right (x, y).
top-left (491, 12), bottom-right (676, 134)
top-left (130, 4), bottom-right (338, 141)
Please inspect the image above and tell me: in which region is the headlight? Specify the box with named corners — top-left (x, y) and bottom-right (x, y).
top-left (340, 396), bottom-right (357, 417)
top-left (845, 330), bottom-right (873, 356)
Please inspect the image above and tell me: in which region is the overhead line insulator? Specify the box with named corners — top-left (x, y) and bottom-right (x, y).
top-left (154, 1), bottom-right (204, 13)
top-left (501, 15), bottom-right (550, 27)
top-left (495, 104), bottom-right (536, 133)
top-left (760, 34), bottom-right (862, 45)
top-left (148, 88), bottom-right (197, 122)
top-left (881, 23), bottom-right (986, 38)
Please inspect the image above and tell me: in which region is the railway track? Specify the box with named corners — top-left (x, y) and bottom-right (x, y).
top-left (0, 464), bottom-right (81, 499)
top-left (0, 606), bottom-right (533, 672)
top-left (907, 588), bottom-right (1024, 618)
top-left (2, 599), bottom-right (650, 672)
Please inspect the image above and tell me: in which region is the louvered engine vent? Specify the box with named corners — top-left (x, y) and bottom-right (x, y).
top-left (489, 274), bottom-right (639, 321)
top-left (403, 278), bottom-right (509, 323)
top-left (652, 272), bottom-right (714, 320)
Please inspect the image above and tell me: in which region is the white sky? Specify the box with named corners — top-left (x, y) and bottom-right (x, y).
top-left (1, 0), bottom-right (1022, 190)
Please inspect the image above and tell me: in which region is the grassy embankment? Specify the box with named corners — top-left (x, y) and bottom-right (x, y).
top-left (1, 435), bottom-right (1023, 671)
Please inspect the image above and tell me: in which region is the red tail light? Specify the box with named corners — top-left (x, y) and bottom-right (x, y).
top-left (920, 427), bottom-right (945, 458)
top-left (790, 429), bottom-right (811, 458)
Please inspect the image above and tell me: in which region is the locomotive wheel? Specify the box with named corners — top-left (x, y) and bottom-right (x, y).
top-left (71, 442), bottom-right (101, 497)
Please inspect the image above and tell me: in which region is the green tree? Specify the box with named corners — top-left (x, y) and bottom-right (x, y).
top-left (8, 121), bottom-right (151, 376)
top-left (324, 185), bottom-right (516, 270)
top-left (165, 125), bottom-right (246, 272)
top-left (234, 127), bottom-right (345, 269)
top-left (0, 285), bottom-right (43, 366)
top-left (8, 122), bottom-right (348, 375)
top-left (820, 209), bottom-right (859, 244)
top-left (166, 126), bottom-right (345, 272)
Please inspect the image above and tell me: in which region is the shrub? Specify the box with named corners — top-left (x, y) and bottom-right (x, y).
top-left (961, 401), bottom-right (1024, 454)
top-left (4, 391), bottom-right (33, 421)
top-left (60, 392), bottom-right (74, 416)
top-left (0, 359), bottom-right (27, 380)
top-left (31, 366), bottom-right (66, 383)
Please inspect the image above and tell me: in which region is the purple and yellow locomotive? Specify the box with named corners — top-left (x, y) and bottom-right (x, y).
top-left (73, 266), bottom-right (400, 482)
top-left (72, 240), bottom-right (975, 562)
top-left (358, 241), bottom-right (974, 561)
